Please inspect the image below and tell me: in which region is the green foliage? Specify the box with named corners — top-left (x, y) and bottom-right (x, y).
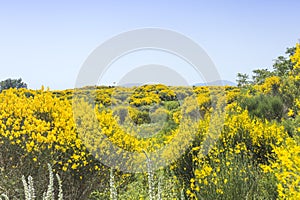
top-left (240, 94), bottom-right (284, 121)
top-left (163, 100), bottom-right (180, 111)
top-left (193, 151), bottom-right (277, 200)
top-left (252, 68), bottom-right (272, 84)
top-left (237, 46), bottom-right (296, 88)
top-left (1, 164), bottom-right (63, 200)
top-left (129, 106), bottom-right (151, 125)
top-left (236, 73), bottom-right (250, 87)
top-left (0, 78), bottom-right (27, 92)
top-left (273, 47), bottom-right (296, 77)
top-left (282, 117), bottom-right (300, 137)
top-left (0, 194), bottom-right (9, 200)
top-left (149, 107), bottom-right (169, 123)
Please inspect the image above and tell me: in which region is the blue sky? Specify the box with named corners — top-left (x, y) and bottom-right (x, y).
top-left (0, 0), bottom-right (300, 89)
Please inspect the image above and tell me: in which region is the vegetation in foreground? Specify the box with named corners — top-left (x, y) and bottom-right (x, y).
top-left (0, 43), bottom-right (299, 199)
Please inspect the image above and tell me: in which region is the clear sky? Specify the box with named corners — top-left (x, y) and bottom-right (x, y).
top-left (0, 0), bottom-right (300, 89)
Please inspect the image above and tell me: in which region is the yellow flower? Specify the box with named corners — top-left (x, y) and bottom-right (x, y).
top-left (62, 166), bottom-right (68, 171)
top-left (216, 189), bottom-right (223, 194)
top-left (71, 163), bottom-right (78, 170)
top-left (287, 109), bottom-right (294, 117)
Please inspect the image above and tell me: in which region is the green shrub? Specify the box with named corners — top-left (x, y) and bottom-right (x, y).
top-left (240, 94), bottom-right (284, 121)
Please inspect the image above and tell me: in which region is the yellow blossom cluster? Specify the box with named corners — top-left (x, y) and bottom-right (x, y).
top-left (265, 137), bottom-right (300, 199)
top-left (0, 88), bottom-right (95, 173)
top-left (259, 76), bottom-right (281, 94)
top-left (187, 103), bottom-right (289, 199)
top-left (0, 74), bottom-right (299, 199)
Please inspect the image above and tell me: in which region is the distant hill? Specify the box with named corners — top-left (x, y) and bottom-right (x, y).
top-left (193, 80), bottom-right (237, 86)
top-left (118, 80), bottom-right (237, 87)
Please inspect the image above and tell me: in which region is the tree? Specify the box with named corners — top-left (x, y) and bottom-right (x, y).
top-left (252, 69), bottom-right (272, 84)
top-left (0, 78), bottom-right (27, 92)
top-left (272, 47), bottom-right (295, 77)
top-left (236, 73), bottom-right (249, 87)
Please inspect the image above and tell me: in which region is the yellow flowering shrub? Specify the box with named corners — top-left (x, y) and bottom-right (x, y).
top-left (291, 43), bottom-right (300, 70)
top-left (268, 137), bottom-right (300, 199)
top-left (0, 76), bottom-right (299, 199)
top-left (260, 76), bottom-right (281, 94)
top-left (188, 103), bottom-right (287, 199)
top-left (0, 88), bottom-right (108, 199)
top-left (0, 88), bottom-right (93, 170)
